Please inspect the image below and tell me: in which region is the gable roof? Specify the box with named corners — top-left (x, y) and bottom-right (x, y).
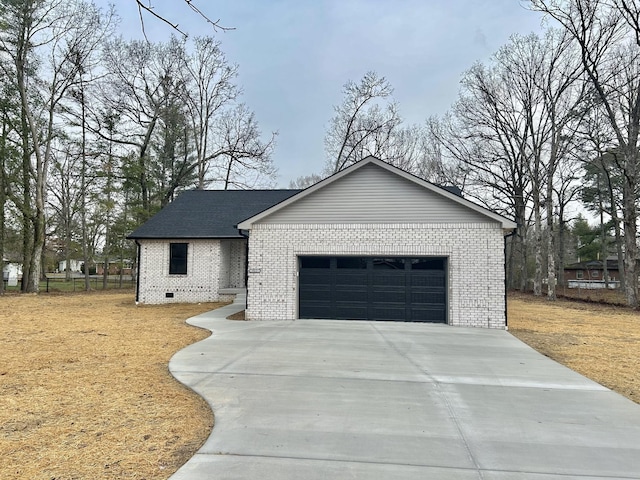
top-left (127, 189), bottom-right (300, 240)
top-left (237, 157), bottom-right (517, 230)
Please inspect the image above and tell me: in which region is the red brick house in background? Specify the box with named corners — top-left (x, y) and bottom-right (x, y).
top-left (564, 257), bottom-right (620, 289)
top-left (96, 260), bottom-right (133, 276)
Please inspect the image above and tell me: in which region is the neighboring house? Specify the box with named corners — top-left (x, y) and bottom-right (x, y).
top-left (96, 260), bottom-right (133, 276)
top-left (129, 157), bottom-right (516, 328)
top-left (564, 258), bottom-right (621, 289)
top-left (2, 258), bottom-right (22, 287)
top-left (58, 259), bottom-right (83, 273)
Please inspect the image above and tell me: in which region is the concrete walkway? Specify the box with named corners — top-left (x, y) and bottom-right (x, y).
top-left (168, 297), bottom-right (640, 479)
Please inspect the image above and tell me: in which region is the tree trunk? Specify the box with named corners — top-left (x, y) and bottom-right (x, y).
top-left (622, 146), bottom-right (638, 307)
top-left (533, 195), bottom-right (543, 296)
top-left (546, 186), bottom-right (556, 301)
top-left (0, 116), bottom-right (6, 295)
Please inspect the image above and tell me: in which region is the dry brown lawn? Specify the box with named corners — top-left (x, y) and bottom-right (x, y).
top-left (0, 291), bottom-right (225, 480)
top-left (3, 290), bottom-right (638, 478)
top-left (508, 292), bottom-right (640, 403)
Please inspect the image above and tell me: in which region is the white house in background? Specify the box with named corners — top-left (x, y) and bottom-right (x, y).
top-left (2, 259), bottom-right (22, 287)
top-left (129, 156), bottom-right (516, 329)
top-left (58, 259), bottom-right (83, 273)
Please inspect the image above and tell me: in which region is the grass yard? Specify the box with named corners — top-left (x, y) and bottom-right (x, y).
top-left (2, 290), bottom-right (639, 479)
top-left (0, 291), bottom-right (224, 479)
top-left (508, 292), bottom-right (640, 403)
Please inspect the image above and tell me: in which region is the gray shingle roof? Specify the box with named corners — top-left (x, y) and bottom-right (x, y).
top-left (127, 189), bottom-right (301, 239)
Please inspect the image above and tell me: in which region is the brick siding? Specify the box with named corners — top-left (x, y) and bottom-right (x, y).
top-left (136, 238), bottom-right (246, 304)
top-left (245, 223), bottom-right (507, 328)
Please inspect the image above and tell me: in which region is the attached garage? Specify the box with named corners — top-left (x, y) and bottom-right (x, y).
top-left (238, 156), bottom-right (516, 329)
top-left (299, 256), bottom-right (447, 322)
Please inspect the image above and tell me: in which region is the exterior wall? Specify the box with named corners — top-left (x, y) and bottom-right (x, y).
top-left (261, 163), bottom-right (490, 224)
top-left (218, 239), bottom-right (247, 291)
top-left (59, 260), bottom-right (82, 272)
top-left (228, 239), bottom-right (247, 287)
top-left (246, 223), bottom-right (507, 328)
top-left (564, 269), bottom-right (619, 282)
top-left (137, 239), bottom-right (225, 304)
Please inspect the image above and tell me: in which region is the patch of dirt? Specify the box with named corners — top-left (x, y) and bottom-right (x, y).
top-left (226, 310), bottom-right (246, 321)
top-left (508, 292), bottom-right (640, 403)
top-left (0, 291), bottom-right (226, 479)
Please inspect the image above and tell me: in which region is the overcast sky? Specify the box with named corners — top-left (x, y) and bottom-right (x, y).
top-left (100, 1), bottom-right (546, 187)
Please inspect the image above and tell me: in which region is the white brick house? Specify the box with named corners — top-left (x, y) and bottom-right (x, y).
top-left (130, 157), bottom-right (516, 328)
top-left (237, 157), bottom-right (515, 328)
top-left (128, 190), bottom-right (299, 305)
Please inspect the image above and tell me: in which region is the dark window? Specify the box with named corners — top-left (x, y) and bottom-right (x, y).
top-left (337, 257), bottom-right (368, 269)
top-left (411, 258), bottom-right (446, 270)
top-left (576, 270), bottom-right (583, 279)
top-left (372, 258), bottom-right (405, 270)
top-left (591, 270), bottom-right (599, 278)
top-left (300, 256), bottom-right (331, 269)
top-left (170, 243), bottom-right (188, 275)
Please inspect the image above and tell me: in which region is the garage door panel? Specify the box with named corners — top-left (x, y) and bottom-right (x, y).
top-left (372, 289), bottom-right (406, 304)
top-left (299, 256), bottom-right (447, 323)
top-left (411, 291), bottom-right (446, 305)
top-left (411, 307), bottom-right (447, 323)
top-left (411, 272), bottom-right (445, 285)
top-left (335, 289), bottom-right (367, 303)
top-left (299, 282), bottom-right (331, 301)
top-left (300, 304), bottom-right (333, 319)
top-left (334, 304), bottom-right (368, 320)
top-left (372, 273), bottom-right (405, 287)
top-left (335, 271), bottom-right (368, 282)
top-left (370, 306), bottom-right (406, 321)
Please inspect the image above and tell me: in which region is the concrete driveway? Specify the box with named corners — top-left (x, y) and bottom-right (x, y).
top-left (168, 298), bottom-right (640, 479)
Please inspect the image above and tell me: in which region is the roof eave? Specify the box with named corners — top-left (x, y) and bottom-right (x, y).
top-left (127, 234), bottom-right (245, 240)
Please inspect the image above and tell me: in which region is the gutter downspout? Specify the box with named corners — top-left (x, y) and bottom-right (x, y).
top-left (504, 229), bottom-right (517, 329)
top-left (134, 240), bottom-right (141, 304)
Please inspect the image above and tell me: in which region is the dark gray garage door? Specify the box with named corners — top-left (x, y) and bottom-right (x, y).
top-left (299, 256), bottom-right (447, 322)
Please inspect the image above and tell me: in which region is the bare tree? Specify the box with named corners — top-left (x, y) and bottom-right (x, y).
top-left (531, 0), bottom-right (640, 306)
top-left (134, 0), bottom-right (233, 39)
top-left (429, 59), bottom-right (534, 290)
top-left (209, 104), bottom-right (277, 189)
top-left (48, 143), bottom-right (82, 281)
top-left (325, 71), bottom-right (401, 173)
top-left (181, 36), bottom-right (238, 189)
top-left (100, 36), bottom-right (188, 219)
top-left (289, 173), bottom-right (325, 189)
top-left (0, 0), bottom-right (115, 292)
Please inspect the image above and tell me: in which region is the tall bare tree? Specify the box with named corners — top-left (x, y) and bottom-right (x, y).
top-left (210, 103), bottom-right (277, 189)
top-left (0, 0), bottom-right (114, 292)
top-left (532, 0), bottom-right (640, 306)
top-left (100, 36), bottom-right (188, 220)
top-left (325, 71), bottom-right (401, 173)
top-left (429, 59), bottom-right (534, 290)
top-left (182, 36), bottom-right (238, 189)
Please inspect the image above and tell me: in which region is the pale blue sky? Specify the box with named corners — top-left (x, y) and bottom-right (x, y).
top-left (100, 1), bottom-right (545, 186)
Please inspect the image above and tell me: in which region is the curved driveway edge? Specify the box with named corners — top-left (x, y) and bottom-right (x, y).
top-left (169, 301), bottom-right (640, 479)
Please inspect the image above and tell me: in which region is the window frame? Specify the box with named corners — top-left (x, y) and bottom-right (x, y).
top-left (169, 242), bottom-right (188, 275)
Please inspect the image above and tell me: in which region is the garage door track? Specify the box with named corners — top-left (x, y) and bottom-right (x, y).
top-left (168, 300), bottom-right (640, 479)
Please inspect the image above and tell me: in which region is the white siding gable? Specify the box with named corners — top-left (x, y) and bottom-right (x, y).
top-left (260, 163), bottom-right (496, 225)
